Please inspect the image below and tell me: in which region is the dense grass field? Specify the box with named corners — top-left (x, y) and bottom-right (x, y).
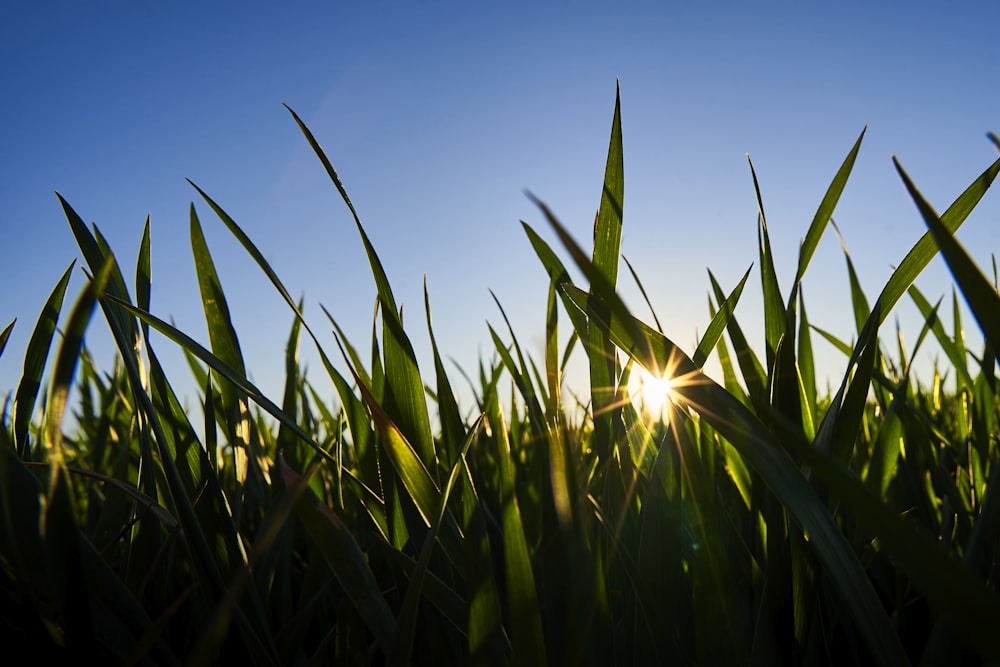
top-left (2, 89), bottom-right (999, 665)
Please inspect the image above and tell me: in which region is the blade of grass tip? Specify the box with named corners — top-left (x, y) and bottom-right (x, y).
top-left (190, 203), bottom-right (249, 402)
top-left (489, 291), bottom-right (545, 432)
top-left (622, 255), bottom-right (663, 333)
top-left (13, 261), bottom-right (74, 455)
top-left (693, 265), bottom-right (752, 368)
top-left (388, 416), bottom-right (484, 667)
top-left (989, 131), bottom-right (999, 152)
top-left (708, 269), bottom-right (768, 408)
top-left (191, 178), bottom-right (379, 455)
top-left (284, 105), bottom-right (437, 473)
top-left (0, 319), bottom-right (15, 360)
top-left (277, 302), bottom-right (304, 455)
top-left (896, 158), bottom-right (1000, 360)
top-left (484, 381), bottom-right (548, 667)
top-left (136, 216), bottom-right (152, 339)
top-left (747, 155), bottom-right (786, 369)
top-left (869, 154), bottom-right (1000, 325)
top-left (588, 81), bottom-right (625, 465)
top-left (790, 127), bottom-right (866, 307)
top-left (831, 221), bottom-right (871, 333)
top-left (423, 278), bottom-right (466, 459)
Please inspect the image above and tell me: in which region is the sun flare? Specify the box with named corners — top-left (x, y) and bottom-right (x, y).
top-left (629, 367), bottom-right (675, 422)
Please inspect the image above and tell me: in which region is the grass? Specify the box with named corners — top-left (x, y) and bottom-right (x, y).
top-left (2, 86), bottom-right (999, 666)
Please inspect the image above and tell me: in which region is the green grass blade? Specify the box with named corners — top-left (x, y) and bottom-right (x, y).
top-left (908, 286), bottom-right (976, 392)
top-left (521, 221), bottom-right (589, 339)
top-left (708, 269), bottom-right (768, 409)
top-left (747, 156), bottom-right (786, 369)
top-left (895, 158), bottom-right (1000, 360)
top-left (13, 261), bottom-right (74, 455)
top-left (0, 318), bottom-right (14, 361)
top-left (623, 255), bottom-right (663, 333)
top-left (833, 223), bottom-right (871, 333)
top-left (484, 382), bottom-right (547, 667)
top-left (792, 127), bottom-right (866, 295)
top-left (870, 155), bottom-right (1000, 325)
top-left (693, 265), bottom-right (751, 368)
top-left (388, 416), bottom-right (483, 667)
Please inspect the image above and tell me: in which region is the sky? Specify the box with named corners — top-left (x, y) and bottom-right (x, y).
top-left (2, 1), bottom-right (999, 423)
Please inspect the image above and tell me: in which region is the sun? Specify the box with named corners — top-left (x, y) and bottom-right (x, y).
top-left (629, 366), bottom-right (675, 422)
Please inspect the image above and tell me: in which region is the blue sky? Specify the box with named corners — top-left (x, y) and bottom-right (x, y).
top-left (2, 2), bottom-right (999, 419)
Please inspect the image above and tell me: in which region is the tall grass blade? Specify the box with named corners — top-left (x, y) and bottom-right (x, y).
top-left (285, 104), bottom-right (437, 474)
top-left (895, 158), bottom-right (1000, 359)
top-left (13, 262), bottom-right (73, 455)
top-left (870, 155), bottom-right (1000, 324)
top-left (692, 265), bottom-right (751, 368)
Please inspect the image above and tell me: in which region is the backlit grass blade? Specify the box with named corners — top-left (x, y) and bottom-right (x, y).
top-left (747, 156), bottom-right (786, 369)
top-left (692, 265), bottom-right (751, 368)
top-left (424, 278), bottom-right (466, 465)
top-left (484, 381), bottom-right (547, 667)
top-left (869, 155), bottom-right (1000, 325)
top-left (136, 216), bottom-right (152, 338)
top-left (13, 261), bottom-right (73, 455)
top-left (588, 81), bottom-right (625, 467)
top-left (44, 255), bottom-right (114, 475)
top-left (552, 232), bottom-right (909, 666)
top-left (708, 270), bottom-right (768, 408)
top-left (833, 223), bottom-right (871, 333)
top-left (285, 104), bottom-right (437, 474)
top-left (791, 127), bottom-right (866, 301)
top-left (623, 255), bottom-right (663, 333)
top-left (521, 221), bottom-right (590, 340)
top-left (895, 158), bottom-right (1000, 359)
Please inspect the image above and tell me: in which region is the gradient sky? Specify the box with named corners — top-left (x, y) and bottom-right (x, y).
top-left (3, 2), bottom-right (999, 419)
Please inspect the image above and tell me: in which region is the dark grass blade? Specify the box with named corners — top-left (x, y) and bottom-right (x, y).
top-left (0, 319), bottom-right (14, 361)
top-left (278, 454), bottom-right (397, 656)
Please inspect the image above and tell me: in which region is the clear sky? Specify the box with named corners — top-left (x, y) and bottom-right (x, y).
top-left (2, 1), bottom-right (999, 420)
